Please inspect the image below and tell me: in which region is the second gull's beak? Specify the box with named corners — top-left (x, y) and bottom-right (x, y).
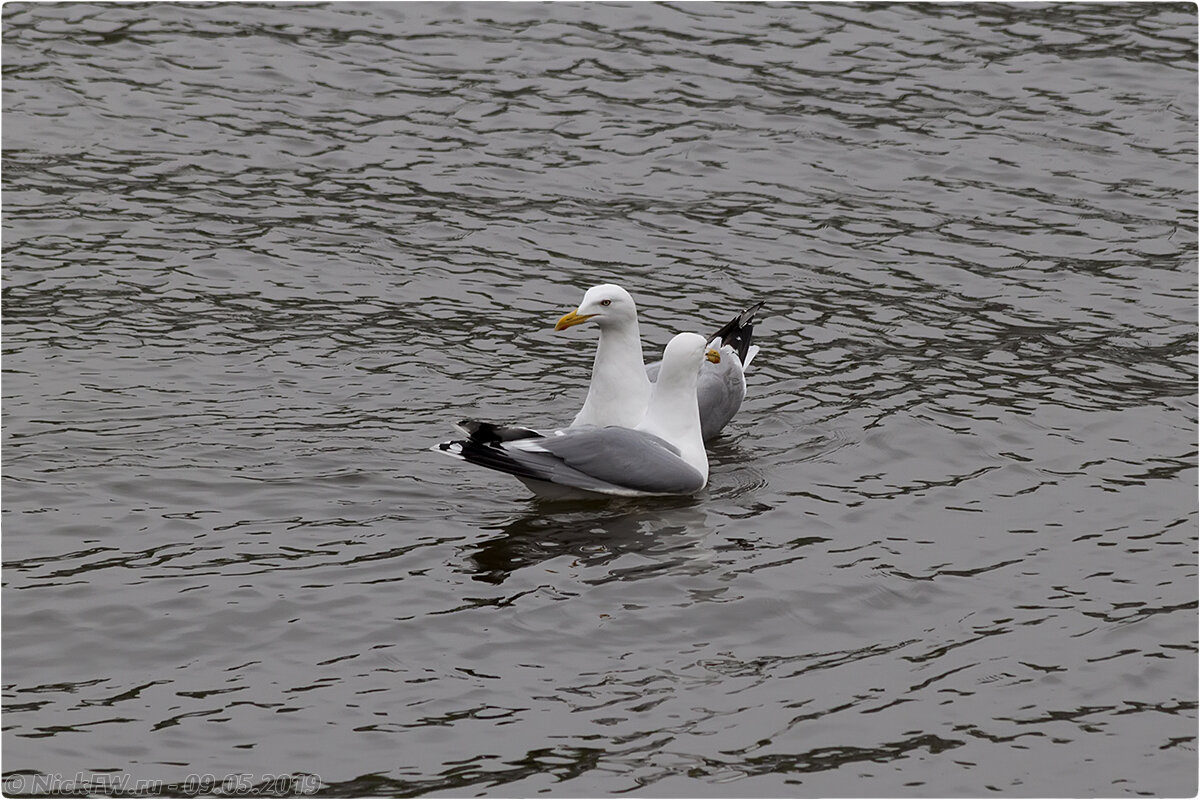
top-left (706, 348), bottom-right (721, 364)
top-left (555, 309), bottom-right (597, 331)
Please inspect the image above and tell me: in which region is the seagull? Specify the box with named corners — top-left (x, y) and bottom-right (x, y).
top-left (433, 332), bottom-right (716, 498)
top-left (554, 284), bottom-right (763, 440)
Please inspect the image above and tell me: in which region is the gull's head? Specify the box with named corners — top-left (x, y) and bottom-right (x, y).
top-left (555, 283), bottom-right (637, 332)
top-left (661, 331), bottom-right (709, 372)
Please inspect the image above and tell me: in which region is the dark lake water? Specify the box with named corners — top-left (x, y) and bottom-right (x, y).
top-left (3, 2), bottom-right (1197, 796)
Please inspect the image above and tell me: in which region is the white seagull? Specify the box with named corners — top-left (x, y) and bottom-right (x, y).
top-left (554, 284), bottom-right (763, 440)
top-left (433, 332), bottom-right (716, 498)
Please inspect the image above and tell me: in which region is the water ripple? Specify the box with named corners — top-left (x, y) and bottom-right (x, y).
top-left (3, 2), bottom-right (1195, 796)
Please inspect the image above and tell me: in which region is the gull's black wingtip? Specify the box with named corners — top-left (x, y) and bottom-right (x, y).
top-left (737, 300), bottom-right (765, 326)
top-left (457, 419), bottom-right (545, 445)
top-left (709, 301), bottom-right (765, 365)
top-left (434, 430), bottom-right (552, 484)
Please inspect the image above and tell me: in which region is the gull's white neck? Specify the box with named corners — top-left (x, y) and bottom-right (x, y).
top-left (572, 320), bottom-right (650, 428)
top-left (636, 358), bottom-right (707, 484)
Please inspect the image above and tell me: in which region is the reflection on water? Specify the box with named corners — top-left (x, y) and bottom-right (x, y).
top-left (466, 498), bottom-right (712, 585)
top-left (3, 1), bottom-right (1196, 796)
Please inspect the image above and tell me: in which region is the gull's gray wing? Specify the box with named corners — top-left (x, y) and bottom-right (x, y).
top-left (529, 427), bottom-right (704, 495)
top-left (437, 426), bottom-right (704, 496)
top-left (696, 353), bottom-right (746, 440)
top-left (644, 301), bottom-right (762, 440)
top-left (644, 355), bottom-right (745, 441)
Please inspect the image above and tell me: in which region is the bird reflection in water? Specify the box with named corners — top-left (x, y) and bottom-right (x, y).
top-left (464, 497), bottom-right (714, 585)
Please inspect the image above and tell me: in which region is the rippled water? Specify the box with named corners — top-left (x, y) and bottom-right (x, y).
top-left (3, 2), bottom-right (1197, 796)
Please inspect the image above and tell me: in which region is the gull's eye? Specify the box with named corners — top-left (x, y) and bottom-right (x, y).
top-left (600, 299), bottom-right (612, 306)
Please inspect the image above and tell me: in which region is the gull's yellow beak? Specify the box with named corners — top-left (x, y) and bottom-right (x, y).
top-left (555, 309), bottom-right (597, 331)
top-left (706, 348), bottom-right (721, 364)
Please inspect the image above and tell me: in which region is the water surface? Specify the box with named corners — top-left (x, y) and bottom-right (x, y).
top-left (3, 2), bottom-right (1197, 796)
